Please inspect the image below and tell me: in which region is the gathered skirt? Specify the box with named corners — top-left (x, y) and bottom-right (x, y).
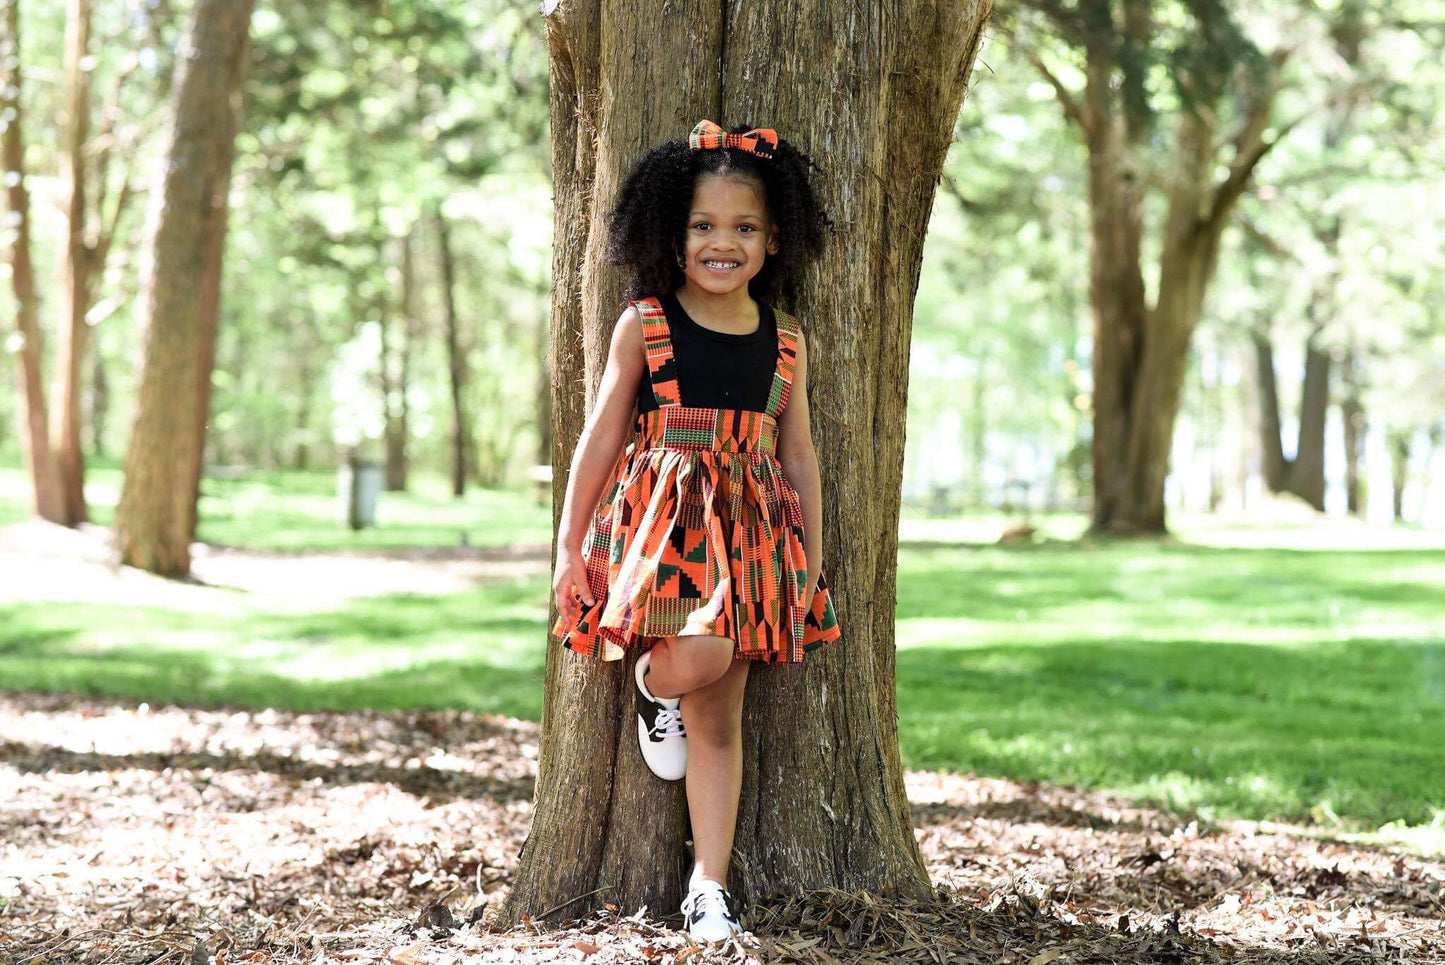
top-left (551, 409), bottom-right (842, 664)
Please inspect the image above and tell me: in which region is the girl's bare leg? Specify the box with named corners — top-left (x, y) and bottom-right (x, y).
top-left (679, 654), bottom-right (750, 889)
top-left (644, 634), bottom-right (733, 699)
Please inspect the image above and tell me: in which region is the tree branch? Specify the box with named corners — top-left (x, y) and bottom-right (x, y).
top-left (1019, 44), bottom-right (1091, 135)
top-left (1202, 49), bottom-right (1299, 234)
top-left (1236, 213), bottom-right (1299, 264)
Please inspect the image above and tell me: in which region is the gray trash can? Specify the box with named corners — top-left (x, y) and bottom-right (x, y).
top-left (339, 456), bottom-right (385, 529)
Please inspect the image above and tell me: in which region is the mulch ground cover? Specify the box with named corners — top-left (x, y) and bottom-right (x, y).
top-left (2, 691), bottom-right (1441, 964)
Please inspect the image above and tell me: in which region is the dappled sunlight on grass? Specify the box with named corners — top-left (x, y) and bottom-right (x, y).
top-left (895, 537), bottom-right (1445, 838)
top-left (0, 585), bottom-right (548, 720)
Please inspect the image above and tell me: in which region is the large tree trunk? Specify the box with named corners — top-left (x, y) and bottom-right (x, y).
top-left (1028, 17), bottom-right (1291, 533)
top-left (503, 0), bottom-right (991, 926)
top-left (1091, 102), bottom-right (1247, 532)
top-left (2, 0), bottom-right (65, 523)
top-left (52, 0), bottom-right (94, 526)
top-left (115, 0), bottom-right (255, 575)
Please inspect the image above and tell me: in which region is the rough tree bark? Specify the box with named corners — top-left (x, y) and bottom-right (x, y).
top-left (502, 0), bottom-right (992, 925)
top-left (115, 0), bottom-right (255, 575)
top-left (1, 0), bottom-right (65, 523)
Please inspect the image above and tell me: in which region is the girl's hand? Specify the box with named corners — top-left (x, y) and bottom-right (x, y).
top-left (553, 548), bottom-right (596, 624)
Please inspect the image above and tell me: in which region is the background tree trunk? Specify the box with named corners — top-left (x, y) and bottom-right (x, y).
top-left (1340, 346), bottom-right (1365, 516)
top-left (384, 230), bottom-right (415, 492)
top-left (435, 206), bottom-right (469, 498)
top-left (1291, 326), bottom-right (1330, 510)
top-left (1252, 325), bottom-right (1328, 511)
top-left (53, 0), bottom-right (94, 526)
top-left (115, 0), bottom-right (255, 575)
top-left (1, 0), bottom-right (65, 523)
top-left (1027, 18), bottom-right (1292, 534)
top-left (1389, 430), bottom-right (1410, 522)
top-left (1253, 329), bottom-right (1288, 491)
top-left (534, 310), bottom-right (552, 471)
top-left (503, 0), bottom-right (992, 926)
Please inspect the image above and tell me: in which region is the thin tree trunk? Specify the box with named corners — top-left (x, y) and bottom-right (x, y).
top-left (1290, 327), bottom-right (1329, 510)
top-left (970, 357), bottom-right (987, 507)
top-left (1251, 325), bottom-right (1328, 511)
top-left (116, 0), bottom-right (255, 575)
top-left (292, 357), bottom-right (316, 471)
top-left (53, 0), bottom-right (93, 525)
top-left (1, 0), bottom-right (64, 522)
top-left (90, 349), bottom-right (108, 458)
top-left (1389, 431), bottom-right (1410, 522)
top-left (1340, 345), bottom-right (1364, 516)
top-left (1252, 329), bottom-right (1287, 491)
top-left (503, 0), bottom-right (991, 926)
top-left (534, 294), bottom-right (552, 470)
top-left (384, 230), bottom-right (415, 491)
top-left (435, 206), bottom-right (468, 498)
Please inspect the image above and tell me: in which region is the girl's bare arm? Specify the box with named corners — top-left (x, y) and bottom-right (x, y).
top-left (556, 306), bottom-right (647, 554)
top-left (775, 329), bottom-right (824, 598)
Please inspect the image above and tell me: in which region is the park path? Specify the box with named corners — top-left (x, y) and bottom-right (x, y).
top-left (0, 520), bottom-right (551, 615)
top-left (2, 689), bottom-right (1441, 964)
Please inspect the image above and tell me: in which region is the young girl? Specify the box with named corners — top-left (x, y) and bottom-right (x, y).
top-left (549, 119), bottom-right (842, 943)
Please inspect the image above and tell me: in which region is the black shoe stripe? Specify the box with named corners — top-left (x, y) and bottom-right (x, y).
top-left (635, 673), bottom-right (686, 743)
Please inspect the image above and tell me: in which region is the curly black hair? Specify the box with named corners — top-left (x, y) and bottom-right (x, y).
top-left (602, 123), bottom-right (831, 309)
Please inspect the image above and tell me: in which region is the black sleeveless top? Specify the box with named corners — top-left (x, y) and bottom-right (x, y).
top-left (636, 291), bottom-right (779, 413)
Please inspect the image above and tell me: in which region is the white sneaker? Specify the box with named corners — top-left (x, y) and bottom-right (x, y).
top-left (634, 649), bottom-right (687, 780)
top-left (680, 879), bottom-right (742, 943)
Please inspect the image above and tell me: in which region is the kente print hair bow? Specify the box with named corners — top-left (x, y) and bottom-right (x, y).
top-left (689, 119), bottom-right (778, 159)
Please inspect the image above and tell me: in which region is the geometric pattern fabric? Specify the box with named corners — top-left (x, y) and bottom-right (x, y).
top-left (551, 295), bottom-right (843, 663)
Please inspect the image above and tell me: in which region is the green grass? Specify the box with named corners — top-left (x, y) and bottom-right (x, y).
top-left (2, 459), bottom-right (1443, 848)
top-left (894, 540), bottom-right (1445, 841)
top-left (0, 585), bottom-right (546, 720)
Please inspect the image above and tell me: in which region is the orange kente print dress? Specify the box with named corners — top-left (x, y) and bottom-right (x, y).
top-left (551, 296), bottom-right (843, 664)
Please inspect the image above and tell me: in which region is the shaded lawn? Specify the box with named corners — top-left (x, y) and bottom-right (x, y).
top-left (0, 584), bottom-right (546, 721)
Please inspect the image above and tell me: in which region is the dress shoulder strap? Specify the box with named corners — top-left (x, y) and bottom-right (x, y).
top-left (765, 309), bottom-right (801, 419)
top-left (632, 297), bottom-right (680, 408)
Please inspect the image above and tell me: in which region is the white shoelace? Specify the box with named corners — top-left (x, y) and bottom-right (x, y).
top-left (652, 706), bottom-right (686, 739)
top-left (682, 884), bottom-right (737, 925)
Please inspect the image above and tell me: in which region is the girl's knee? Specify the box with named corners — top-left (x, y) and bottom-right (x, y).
top-left (665, 634), bottom-right (734, 687)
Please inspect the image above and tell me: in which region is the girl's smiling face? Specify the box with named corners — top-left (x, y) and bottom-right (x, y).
top-left (679, 174), bottom-right (779, 297)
